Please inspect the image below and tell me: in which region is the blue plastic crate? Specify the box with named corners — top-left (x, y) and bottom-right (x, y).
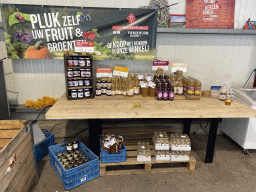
top-left (34, 132), bottom-right (55, 163)
top-left (100, 137), bottom-right (126, 163)
top-left (49, 139), bottom-right (99, 190)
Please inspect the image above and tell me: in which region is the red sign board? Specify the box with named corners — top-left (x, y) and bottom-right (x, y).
top-left (186, 0), bottom-right (235, 29)
top-left (75, 41), bottom-right (94, 47)
top-left (153, 61), bottom-right (169, 66)
top-left (127, 13), bottom-right (136, 23)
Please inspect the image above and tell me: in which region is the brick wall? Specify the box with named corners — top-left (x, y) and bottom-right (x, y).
top-left (186, 0), bottom-right (235, 29)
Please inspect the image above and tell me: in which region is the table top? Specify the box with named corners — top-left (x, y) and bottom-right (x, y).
top-left (45, 94), bottom-right (256, 119)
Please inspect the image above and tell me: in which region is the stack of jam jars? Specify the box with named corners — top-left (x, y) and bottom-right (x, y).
top-left (153, 131), bottom-right (170, 161)
top-left (137, 141), bottom-right (151, 162)
top-left (56, 139), bottom-right (90, 170)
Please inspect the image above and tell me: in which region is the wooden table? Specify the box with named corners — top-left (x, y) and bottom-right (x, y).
top-left (46, 94), bottom-right (256, 163)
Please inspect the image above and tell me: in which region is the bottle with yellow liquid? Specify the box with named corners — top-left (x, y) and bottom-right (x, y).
top-left (134, 78), bottom-right (140, 95)
top-left (194, 80), bottom-right (201, 96)
top-left (127, 80), bottom-right (134, 97)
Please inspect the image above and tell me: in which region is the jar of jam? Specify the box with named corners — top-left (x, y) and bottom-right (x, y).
top-left (67, 57), bottom-right (73, 66)
top-left (96, 86), bottom-right (101, 96)
top-left (78, 80), bottom-right (83, 87)
top-left (80, 69), bottom-right (86, 78)
top-left (85, 68), bottom-right (91, 78)
top-left (67, 141), bottom-right (73, 151)
top-left (73, 69), bottom-right (80, 77)
top-left (84, 89), bottom-right (90, 98)
top-left (169, 84), bottom-right (174, 101)
top-left (106, 79), bottom-right (111, 89)
top-left (72, 139), bottom-right (78, 150)
top-left (73, 57), bottom-right (79, 66)
top-left (79, 57), bottom-right (86, 67)
top-left (73, 80), bottom-right (79, 87)
top-left (67, 68), bottom-right (73, 78)
top-left (141, 82), bottom-right (149, 97)
top-left (106, 87), bottom-right (112, 96)
top-left (71, 89), bottom-right (78, 99)
top-left (96, 80), bottom-right (101, 89)
top-left (78, 89), bottom-right (83, 98)
top-left (86, 58), bottom-right (91, 67)
top-left (68, 80), bottom-right (73, 87)
top-left (84, 79), bottom-right (90, 86)
top-left (149, 82), bottom-right (156, 97)
top-left (73, 162), bottom-right (79, 167)
top-left (101, 80), bottom-right (106, 94)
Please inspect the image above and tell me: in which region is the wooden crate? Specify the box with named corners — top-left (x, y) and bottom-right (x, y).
top-left (0, 120), bottom-right (38, 192)
top-left (100, 126), bottom-right (196, 176)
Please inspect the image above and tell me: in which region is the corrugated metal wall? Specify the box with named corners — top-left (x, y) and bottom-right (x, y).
top-left (0, 0), bottom-right (256, 104)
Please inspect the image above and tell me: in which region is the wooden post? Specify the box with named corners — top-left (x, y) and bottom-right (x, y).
top-left (145, 163), bottom-right (152, 173)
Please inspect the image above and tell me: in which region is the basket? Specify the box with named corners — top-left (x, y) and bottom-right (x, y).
top-left (100, 137), bottom-right (126, 163)
top-left (34, 132), bottom-right (55, 163)
top-left (49, 139), bottom-right (99, 190)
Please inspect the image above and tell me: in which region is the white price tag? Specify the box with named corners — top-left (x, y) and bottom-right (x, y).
top-left (81, 176), bottom-right (87, 182)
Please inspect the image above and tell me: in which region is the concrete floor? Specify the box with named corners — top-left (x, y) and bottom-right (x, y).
top-left (32, 120), bottom-right (256, 192)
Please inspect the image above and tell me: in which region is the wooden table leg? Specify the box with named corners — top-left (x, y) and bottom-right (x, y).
top-left (183, 119), bottom-right (193, 135)
top-left (205, 118), bottom-right (219, 163)
top-left (88, 119), bottom-right (103, 157)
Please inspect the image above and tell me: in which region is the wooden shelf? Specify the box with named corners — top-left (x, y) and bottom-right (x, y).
top-left (157, 28), bottom-right (256, 35)
top-left (67, 66), bottom-right (92, 69)
top-left (68, 86), bottom-right (92, 89)
top-left (67, 77), bottom-right (92, 80)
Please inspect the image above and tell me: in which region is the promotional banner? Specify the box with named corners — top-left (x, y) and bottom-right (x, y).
top-left (1, 4), bottom-right (157, 60)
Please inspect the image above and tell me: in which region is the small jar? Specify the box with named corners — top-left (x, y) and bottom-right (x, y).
top-left (106, 87), bottom-right (112, 96)
top-left (73, 139), bottom-right (78, 150)
top-left (96, 80), bottom-right (101, 89)
top-left (75, 156), bottom-right (80, 161)
top-left (66, 164), bottom-right (73, 170)
top-left (78, 80), bottom-right (83, 87)
top-left (67, 68), bottom-right (73, 78)
top-left (70, 159), bottom-right (75, 164)
top-left (106, 79), bottom-right (111, 89)
top-left (67, 57), bottom-right (73, 67)
top-left (73, 70), bottom-right (80, 77)
top-left (73, 80), bottom-right (78, 87)
top-left (73, 162), bottom-right (79, 167)
top-left (84, 79), bottom-right (90, 86)
top-left (71, 89), bottom-right (78, 99)
top-left (67, 156), bottom-right (73, 161)
top-left (78, 159), bottom-right (84, 165)
top-left (148, 82), bottom-right (156, 97)
top-left (96, 86), bottom-right (101, 96)
top-left (140, 82), bottom-right (149, 97)
top-left (73, 57), bottom-right (79, 66)
top-left (79, 57), bottom-right (86, 67)
top-left (80, 69), bottom-right (86, 78)
top-left (85, 69), bottom-right (91, 78)
top-left (77, 89), bottom-right (84, 98)
top-left (68, 80), bottom-right (73, 87)
top-left (101, 80), bottom-right (106, 94)
top-left (86, 59), bottom-right (91, 67)
top-left (67, 141), bottom-right (73, 151)
top-left (84, 89), bottom-right (90, 98)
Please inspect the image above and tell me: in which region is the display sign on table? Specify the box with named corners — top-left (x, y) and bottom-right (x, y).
top-left (186, 0), bottom-right (235, 29)
top-left (1, 4), bottom-right (157, 60)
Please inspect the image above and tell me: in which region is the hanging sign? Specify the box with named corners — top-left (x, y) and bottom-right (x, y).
top-left (152, 61), bottom-right (169, 70)
top-left (1, 4), bottom-right (157, 60)
top-left (186, 0), bottom-right (235, 29)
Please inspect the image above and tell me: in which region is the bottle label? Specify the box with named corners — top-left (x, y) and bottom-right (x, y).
top-left (81, 71), bottom-right (86, 78)
top-left (67, 71), bottom-right (73, 78)
top-left (194, 87), bottom-right (201, 95)
top-left (174, 87), bottom-right (177, 94)
top-left (73, 60), bottom-right (79, 66)
top-left (67, 60), bottom-right (73, 66)
top-left (96, 90), bottom-right (101, 95)
top-left (148, 81), bottom-right (156, 88)
top-left (163, 92), bottom-right (168, 99)
top-left (78, 60), bottom-right (86, 66)
top-left (106, 90), bottom-right (112, 95)
top-left (84, 91), bottom-right (90, 97)
top-left (104, 141), bottom-right (110, 148)
top-left (157, 92), bottom-right (162, 99)
top-left (107, 83), bottom-right (111, 89)
top-left (138, 74), bottom-right (144, 80)
top-left (78, 80), bottom-right (83, 86)
top-left (176, 87), bottom-right (183, 94)
top-left (101, 88), bottom-right (106, 94)
top-left (111, 91), bottom-right (116, 95)
top-left (78, 92), bottom-right (83, 98)
top-left (134, 87), bottom-right (140, 94)
top-left (127, 89), bottom-right (134, 95)
top-left (67, 146), bottom-right (72, 151)
top-left (169, 92), bottom-right (174, 98)
top-left (73, 143), bottom-right (78, 149)
top-left (123, 91), bottom-right (127, 96)
top-left (71, 92), bottom-right (77, 98)
top-left (187, 87), bottom-right (194, 94)
top-left (109, 138), bottom-right (117, 146)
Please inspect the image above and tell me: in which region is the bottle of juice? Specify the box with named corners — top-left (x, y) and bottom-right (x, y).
top-left (187, 80), bottom-right (195, 95)
top-left (127, 80), bottom-right (134, 97)
top-left (127, 74), bottom-right (132, 82)
top-left (194, 80), bottom-right (201, 96)
top-left (122, 84), bottom-right (127, 96)
top-left (169, 83), bottom-right (174, 101)
top-left (134, 79), bottom-right (140, 95)
top-left (156, 83), bottom-right (162, 100)
top-left (177, 81), bottom-right (183, 95)
top-left (173, 81), bottom-right (177, 95)
top-left (111, 84), bottom-right (116, 96)
top-left (116, 84), bottom-right (121, 95)
top-left (163, 83), bottom-right (169, 100)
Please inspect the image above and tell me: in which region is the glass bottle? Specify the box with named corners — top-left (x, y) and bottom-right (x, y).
top-left (194, 80), bottom-right (201, 96)
top-left (127, 80), bottom-right (134, 97)
top-left (164, 73), bottom-right (169, 80)
top-left (134, 79), bottom-right (140, 95)
top-left (156, 83), bottom-right (162, 100)
top-left (122, 84), bottom-right (127, 96)
top-left (163, 83), bottom-right (169, 100)
top-left (169, 83), bottom-right (174, 100)
top-left (127, 74), bottom-right (132, 82)
top-left (111, 84), bottom-right (116, 96)
top-left (176, 81), bottom-right (183, 95)
top-left (173, 81), bottom-right (177, 95)
top-left (153, 73), bottom-right (158, 82)
top-left (116, 84), bottom-right (120, 95)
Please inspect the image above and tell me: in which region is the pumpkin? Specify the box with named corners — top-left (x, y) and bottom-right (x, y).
top-left (25, 41), bottom-right (51, 59)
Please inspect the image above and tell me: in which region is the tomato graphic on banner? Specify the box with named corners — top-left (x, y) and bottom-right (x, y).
top-left (75, 41), bottom-right (94, 52)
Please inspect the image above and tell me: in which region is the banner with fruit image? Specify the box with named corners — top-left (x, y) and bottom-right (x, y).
top-left (1, 4), bottom-right (157, 60)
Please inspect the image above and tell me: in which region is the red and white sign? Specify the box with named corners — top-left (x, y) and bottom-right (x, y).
top-left (96, 68), bottom-right (113, 78)
top-left (152, 61), bottom-right (169, 70)
top-left (75, 41), bottom-right (94, 52)
top-left (127, 13), bottom-right (136, 23)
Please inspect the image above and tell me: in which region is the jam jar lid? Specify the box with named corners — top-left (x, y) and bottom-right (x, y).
top-left (71, 89), bottom-right (78, 92)
top-left (85, 68), bottom-right (91, 71)
top-left (67, 68), bottom-right (73, 71)
top-left (80, 68), bottom-right (86, 71)
top-left (84, 89), bottom-right (90, 91)
top-left (78, 89), bottom-right (83, 92)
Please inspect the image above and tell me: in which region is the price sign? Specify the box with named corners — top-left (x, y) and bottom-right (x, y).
top-left (75, 41), bottom-right (94, 52)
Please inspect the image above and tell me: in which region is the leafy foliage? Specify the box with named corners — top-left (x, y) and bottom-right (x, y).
top-left (9, 12), bottom-right (31, 27)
